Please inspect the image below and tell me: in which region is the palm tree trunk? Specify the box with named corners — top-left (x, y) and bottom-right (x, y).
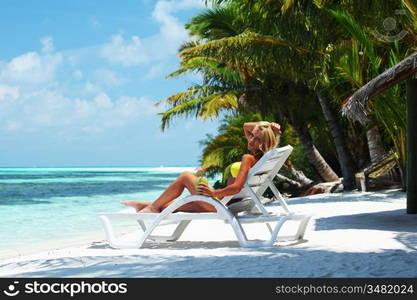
top-left (284, 159), bottom-right (314, 186)
top-left (366, 125), bottom-right (386, 164)
top-left (292, 122), bottom-right (340, 182)
top-left (276, 174), bottom-right (303, 188)
top-left (316, 90), bottom-right (357, 190)
top-left (288, 166), bottom-right (314, 186)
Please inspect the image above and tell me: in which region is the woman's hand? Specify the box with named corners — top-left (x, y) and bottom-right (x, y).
top-left (197, 183), bottom-right (216, 197)
top-left (270, 122), bottom-right (281, 134)
top-left (254, 122), bottom-right (281, 134)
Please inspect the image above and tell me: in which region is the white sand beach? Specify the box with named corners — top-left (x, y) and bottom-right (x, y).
top-left (0, 189), bottom-right (416, 278)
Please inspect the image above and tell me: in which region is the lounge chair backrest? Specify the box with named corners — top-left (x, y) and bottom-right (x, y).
top-left (248, 145), bottom-right (293, 178)
top-left (223, 145), bottom-right (293, 207)
top-left (245, 145), bottom-right (293, 190)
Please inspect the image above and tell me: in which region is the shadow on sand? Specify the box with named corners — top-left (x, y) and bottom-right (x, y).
top-left (2, 243), bottom-right (416, 278)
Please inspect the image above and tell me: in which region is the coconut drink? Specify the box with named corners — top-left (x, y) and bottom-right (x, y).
top-left (194, 167), bottom-right (208, 188)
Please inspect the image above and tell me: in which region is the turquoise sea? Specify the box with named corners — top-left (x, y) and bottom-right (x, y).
top-left (0, 167), bottom-right (204, 253)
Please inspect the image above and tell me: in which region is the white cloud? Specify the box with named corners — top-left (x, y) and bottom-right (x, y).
top-left (153, 2), bottom-right (187, 42)
top-left (142, 0), bottom-right (203, 60)
top-left (5, 120), bottom-right (20, 131)
top-left (101, 35), bottom-right (148, 67)
top-left (82, 81), bottom-right (103, 95)
top-left (0, 87), bottom-right (158, 136)
top-left (100, 0), bottom-right (204, 67)
top-left (114, 96), bottom-right (158, 118)
top-left (0, 51), bottom-right (62, 84)
top-left (152, 0), bottom-right (203, 42)
top-left (94, 69), bottom-right (127, 87)
top-left (93, 92), bottom-right (113, 109)
top-left (0, 0), bottom-right (221, 166)
top-left (41, 36), bottom-right (54, 53)
top-left (0, 37), bottom-right (155, 135)
top-left (144, 63), bottom-right (165, 79)
top-left (73, 70), bottom-right (83, 80)
top-left (0, 84), bottom-right (19, 101)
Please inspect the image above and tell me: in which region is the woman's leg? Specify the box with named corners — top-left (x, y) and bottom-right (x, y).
top-left (120, 201), bottom-right (150, 212)
top-left (121, 171), bottom-right (196, 212)
top-left (138, 171), bottom-right (216, 213)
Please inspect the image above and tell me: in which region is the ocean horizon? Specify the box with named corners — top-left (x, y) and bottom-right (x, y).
top-left (0, 165), bottom-right (196, 169)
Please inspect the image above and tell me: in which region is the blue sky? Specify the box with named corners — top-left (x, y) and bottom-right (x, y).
top-left (0, 0), bottom-right (220, 167)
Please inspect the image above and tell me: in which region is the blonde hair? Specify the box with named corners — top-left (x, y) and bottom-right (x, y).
top-left (256, 121), bottom-right (280, 153)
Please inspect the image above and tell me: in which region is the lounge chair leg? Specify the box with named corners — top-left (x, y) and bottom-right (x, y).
top-left (229, 216), bottom-right (289, 248)
top-left (170, 220), bottom-right (191, 241)
top-left (98, 215), bottom-right (142, 249)
top-left (137, 220), bottom-right (147, 232)
top-left (230, 214), bottom-right (311, 247)
top-left (276, 215), bottom-right (311, 242)
top-left (135, 206), bottom-right (186, 247)
top-left (137, 220), bottom-right (191, 242)
top-left (294, 215), bottom-right (311, 239)
top-left (266, 223), bottom-right (273, 234)
top-left (98, 215), bottom-right (117, 247)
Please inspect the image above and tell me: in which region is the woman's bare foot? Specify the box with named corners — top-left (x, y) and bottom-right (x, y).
top-left (138, 205), bottom-right (160, 213)
top-left (120, 201), bottom-right (149, 212)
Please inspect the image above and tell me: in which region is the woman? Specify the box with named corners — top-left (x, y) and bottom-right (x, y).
top-left (122, 121), bottom-right (281, 213)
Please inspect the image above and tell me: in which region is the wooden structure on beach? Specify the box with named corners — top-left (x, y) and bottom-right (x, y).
top-left (354, 150), bottom-right (402, 192)
top-left (342, 52), bottom-right (417, 214)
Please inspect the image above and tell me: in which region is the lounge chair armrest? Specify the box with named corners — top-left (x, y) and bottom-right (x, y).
top-left (167, 194), bottom-right (228, 213)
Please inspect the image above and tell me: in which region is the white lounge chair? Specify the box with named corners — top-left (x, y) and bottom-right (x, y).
top-left (97, 145), bottom-right (311, 248)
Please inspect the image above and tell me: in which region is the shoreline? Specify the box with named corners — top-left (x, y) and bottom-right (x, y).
top-left (1, 189), bottom-right (417, 278)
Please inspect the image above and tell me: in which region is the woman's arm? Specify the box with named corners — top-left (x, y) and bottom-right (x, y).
top-left (243, 122), bottom-right (258, 141)
top-left (198, 154), bottom-right (257, 199)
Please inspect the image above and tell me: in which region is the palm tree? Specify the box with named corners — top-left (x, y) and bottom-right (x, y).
top-left (316, 89), bottom-right (357, 188)
top-left (205, 0), bottom-right (356, 185)
top-left (324, 7), bottom-right (388, 164)
top-left (239, 0), bottom-right (410, 187)
top-left (159, 1), bottom-right (342, 183)
top-left (317, 0), bottom-right (414, 185)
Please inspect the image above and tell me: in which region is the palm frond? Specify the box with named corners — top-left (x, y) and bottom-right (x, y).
top-left (157, 85), bottom-right (221, 107)
top-left (186, 7), bottom-right (243, 40)
top-left (326, 8), bottom-right (380, 72)
top-left (179, 30), bottom-right (321, 82)
top-left (159, 99), bottom-right (204, 131)
top-left (334, 40), bottom-right (364, 88)
top-left (281, 0), bottom-right (296, 14)
top-left (158, 90), bottom-right (239, 131)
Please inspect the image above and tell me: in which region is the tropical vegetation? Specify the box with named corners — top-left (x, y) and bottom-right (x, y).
top-left (157, 0), bottom-right (417, 194)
